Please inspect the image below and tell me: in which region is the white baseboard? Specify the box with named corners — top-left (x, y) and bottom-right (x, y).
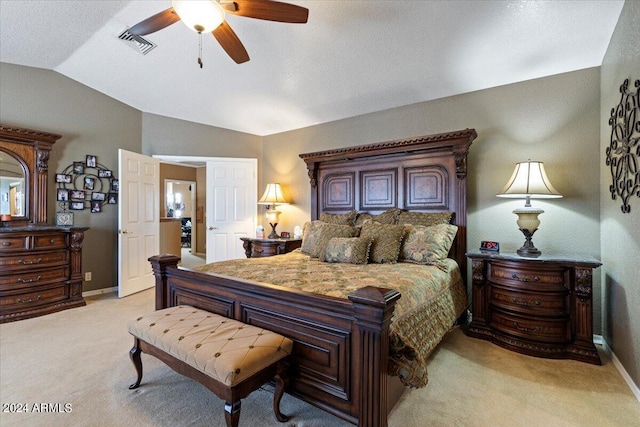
top-left (595, 334), bottom-right (640, 402)
top-left (82, 287), bottom-right (117, 297)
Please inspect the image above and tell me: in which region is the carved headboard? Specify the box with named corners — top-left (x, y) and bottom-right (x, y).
top-left (299, 128), bottom-right (477, 284)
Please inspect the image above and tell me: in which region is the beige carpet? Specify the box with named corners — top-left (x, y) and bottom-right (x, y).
top-left (1, 289), bottom-right (638, 427)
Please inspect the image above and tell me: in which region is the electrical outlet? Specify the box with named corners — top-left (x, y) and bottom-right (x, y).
top-left (85, 272), bottom-right (92, 281)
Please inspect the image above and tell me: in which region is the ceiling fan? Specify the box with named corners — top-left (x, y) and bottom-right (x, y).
top-left (128, 0), bottom-right (309, 65)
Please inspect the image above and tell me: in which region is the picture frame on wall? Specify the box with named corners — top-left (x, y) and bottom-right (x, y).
top-left (73, 162), bottom-right (85, 174)
top-left (83, 176), bottom-right (95, 190)
top-left (70, 201), bottom-right (84, 210)
top-left (107, 193), bottom-right (118, 204)
top-left (56, 188), bottom-right (69, 201)
top-left (70, 190), bottom-right (85, 200)
top-left (111, 179), bottom-right (119, 192)
top-left (98, 169), bottom-right (112, 178)
top-left (86, 155), bottom-right (97, 168)
top-left (92, 192), bottom-right (106, 201)
top-left (56, 173), bottom-right (71, 183)
top-left (91, 201), bottom-right (101, 213)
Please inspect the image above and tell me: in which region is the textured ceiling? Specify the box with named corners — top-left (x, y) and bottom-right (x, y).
top-left (0, 1), bottom-right (624, 136)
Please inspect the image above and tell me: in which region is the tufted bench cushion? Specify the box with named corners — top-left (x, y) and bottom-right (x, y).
top-left (127, 305), bottom-right (293, 427)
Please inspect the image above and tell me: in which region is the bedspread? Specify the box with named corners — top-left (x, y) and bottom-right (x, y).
top-left (194, 250), bottom-right (467, 387)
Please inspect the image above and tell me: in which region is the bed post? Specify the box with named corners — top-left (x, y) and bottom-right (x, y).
top-left (148, 254), bottom-right (180, 310)
top-left (349, 286), bottom-right (401, 427)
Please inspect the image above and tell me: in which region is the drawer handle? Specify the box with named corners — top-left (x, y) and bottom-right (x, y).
top-left (2, 242), bottom-right (11, 247)
top-left (255, 249), bottom-right (263, 253)
top-left (18, 295), bottom-right (42, 304)
top-left (511, 273), bottom-right (540, 282)
top-left (18, 275), bottom-right (42, 283)
top-left (18, 258), bottom-right (42, 265)
top-left (50, 239), bottom-right (56, 244)
top-left (513, 322), bottom-right (541, 333)
top-left (512, 298), bottom-right (541, 307)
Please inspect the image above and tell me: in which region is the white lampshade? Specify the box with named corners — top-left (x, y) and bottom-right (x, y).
top-left (258, 183), bottom-right (289, 206)
top-left (497, 160), bottom-right (562, 206)
top-left (172, 0), bottom-right (225, 33)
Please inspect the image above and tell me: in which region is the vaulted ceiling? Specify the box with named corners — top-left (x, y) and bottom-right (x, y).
top-left (0, 1), bottom-right (624, 136)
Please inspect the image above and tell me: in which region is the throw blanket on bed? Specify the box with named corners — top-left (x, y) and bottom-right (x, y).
top-left (194, 249), bottom-right (467, 387)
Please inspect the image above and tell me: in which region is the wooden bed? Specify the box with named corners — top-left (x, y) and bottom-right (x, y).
top-left (149, 128), bottom-right (477, 426)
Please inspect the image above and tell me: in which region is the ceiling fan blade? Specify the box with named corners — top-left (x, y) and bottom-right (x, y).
top-left (225, 0), bottom-right (309, 23)
top-left (212, 22), bottom-right (250, 64)
top-left (129, 7), bottom-right (180, 36)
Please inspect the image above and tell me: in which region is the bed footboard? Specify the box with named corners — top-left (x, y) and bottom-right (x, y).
top-left (150, 254), bottom-right (401, 427)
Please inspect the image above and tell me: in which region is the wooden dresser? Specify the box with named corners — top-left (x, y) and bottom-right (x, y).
top-left (0, 124), bottom-right (88, 322)
top-left (466, 251), bottom-right (601, 364)
top-left (0, 226), bottom-right (87, 323)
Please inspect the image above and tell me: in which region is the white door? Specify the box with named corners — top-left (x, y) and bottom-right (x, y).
top-left (118, 150), bottom-right (159, 297)
top-left (206, 159), bottom-right (257, 263)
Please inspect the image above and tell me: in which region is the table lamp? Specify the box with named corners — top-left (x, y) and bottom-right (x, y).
top-left (497, 160), bottom-right (562, 257)
top-left (258, 183), bottom-right (289, 238)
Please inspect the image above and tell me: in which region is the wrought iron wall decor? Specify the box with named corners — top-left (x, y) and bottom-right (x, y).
top-left (56, 155), bottom-right (119, 215)
top-left (606, 78), bottom-right (640, 213)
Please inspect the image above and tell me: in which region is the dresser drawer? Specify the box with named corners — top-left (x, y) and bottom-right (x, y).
top-left (490, 310), bottom-right (569, 343)
top-left (251, 243), bottom-right (279, 257)
top-left (489, 262), bottom-right (566, 290)
top-left (0, 250), bottom-right (69, 270)
top-left (0, 284), bottom-right (69, 309)
top-left (33, 234), bottom-right (67, 250)
top-left (0, 235), bottom-right (29, 251)
top-left (490, 287), bottom-right (568, 316)
top-left (0, 266), bottom-right (69, 289)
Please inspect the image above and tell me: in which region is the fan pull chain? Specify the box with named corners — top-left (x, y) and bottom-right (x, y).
top-left (198, 32), bottom-right (203, 68)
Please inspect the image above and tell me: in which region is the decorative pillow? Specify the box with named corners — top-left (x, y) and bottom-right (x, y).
top-left (321, 237), bottom-right (373, 264)
top-left (300, 221), bottom-right (319, 255)
top-left (399, 223), bottom-right (458, 264)
top-left (300, 221), bottom-right (359, 258)
top-left (359, 221), bottom-right (405, 264)
top-left (355, 208), bottom-right (401, 226)
top-left (320, 210), bottom-right (358, 226)
top-left (397, 211), bottom-right (453, 227)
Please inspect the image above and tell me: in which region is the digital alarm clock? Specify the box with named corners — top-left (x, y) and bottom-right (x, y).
top-left (480, 241), bottom-right (500, 252)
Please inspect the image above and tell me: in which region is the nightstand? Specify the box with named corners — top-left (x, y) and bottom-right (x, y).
top-left (240, 237), bottom-right (302, 258)
top-left (466, 251), bottom-right (602, 364)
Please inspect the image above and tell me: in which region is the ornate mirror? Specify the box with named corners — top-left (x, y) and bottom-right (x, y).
top-left (0, 149), bottom-right (27, 218)
top-left (0, 124), bottom-right (61, 226)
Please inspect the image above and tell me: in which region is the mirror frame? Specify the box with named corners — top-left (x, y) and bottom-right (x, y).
top-left (0, 148), bottom-right (28, 220)
top-left (0, 124), bottom-right (61, 226)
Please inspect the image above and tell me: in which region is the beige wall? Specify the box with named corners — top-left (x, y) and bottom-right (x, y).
top-left (0, 63), bottom-right (262, 292)
top-left (600, 0), bottom-right (640, 389)
top-left (263, 68), bottom-right (603, 331)
top-left (0, 62), bottom-right (142, 292)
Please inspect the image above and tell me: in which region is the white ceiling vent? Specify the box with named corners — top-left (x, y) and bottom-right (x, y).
top-left (118, 29), bottom-right (156, 55)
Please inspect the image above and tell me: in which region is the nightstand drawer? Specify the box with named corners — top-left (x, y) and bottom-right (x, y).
top-left (251, 243), bottom-right (278, 257)
top-left (490, 287), bottom-right (568, 315)
top-left (489, 262), bottom-right (566, 289)
top-left (490, 310), bottom-right (569, 343)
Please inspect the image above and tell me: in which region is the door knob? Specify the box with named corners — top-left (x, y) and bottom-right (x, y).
top-left (121, 229), bottom-right (129, 234)
top-left (208, 226), bottom-right (217, 230)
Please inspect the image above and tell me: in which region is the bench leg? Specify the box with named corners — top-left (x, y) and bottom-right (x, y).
top-left (224, 400), bottom-right (241, 427)
top-left (128, 338), bottom-right (143, 390)
top-left (273, 362), bottom-right (290, 423)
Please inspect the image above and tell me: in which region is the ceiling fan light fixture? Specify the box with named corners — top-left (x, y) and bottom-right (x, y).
top-left (172, 0), bottom-right (225, 33)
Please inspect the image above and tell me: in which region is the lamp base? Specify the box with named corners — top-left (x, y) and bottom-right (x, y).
top-left (517, 228), bottom-right (541, 257)
top-left (267, 222), bottom-right (280, 239)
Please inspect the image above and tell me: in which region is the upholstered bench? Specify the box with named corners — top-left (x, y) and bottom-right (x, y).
top-left (127, 305), bottom-right (293, 427)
